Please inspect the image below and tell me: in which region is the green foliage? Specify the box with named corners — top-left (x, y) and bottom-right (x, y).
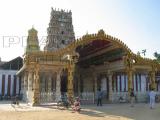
top-left (154, 52), bottom-right (160, 62)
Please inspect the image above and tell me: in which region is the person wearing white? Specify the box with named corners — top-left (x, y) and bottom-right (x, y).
top-left (149, 89), bottom-right (156, 109)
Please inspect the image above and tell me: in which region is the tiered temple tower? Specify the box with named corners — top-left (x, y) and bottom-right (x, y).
top-left (44, 8), bottom-right (75, 51)
top-left (26, 27), bottom-right (40, 53)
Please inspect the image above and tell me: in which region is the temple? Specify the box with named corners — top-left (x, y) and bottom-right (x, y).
top-left (17, 8), bottom-right (160, 106)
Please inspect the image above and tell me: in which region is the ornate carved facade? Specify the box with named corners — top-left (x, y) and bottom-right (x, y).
top-left (17, 10), bottom-right (160, 106)
top-left (44, 8), bottom-right (75, 51)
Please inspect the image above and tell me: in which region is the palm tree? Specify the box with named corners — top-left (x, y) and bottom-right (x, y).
top-left (142, 49), bottom-right (146, 56)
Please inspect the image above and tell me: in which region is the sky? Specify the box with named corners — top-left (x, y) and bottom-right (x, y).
top-left (0, 0), bottom-right (159, 61)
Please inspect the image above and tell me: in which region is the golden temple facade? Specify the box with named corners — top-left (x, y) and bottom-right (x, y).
top-left (17, 28), bottom-right (160, 106)
top-left (17, 9), bottom-right (160, 106)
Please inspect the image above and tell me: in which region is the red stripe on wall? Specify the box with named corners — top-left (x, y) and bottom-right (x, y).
top-left (7, 75), bottom-right (11, 96)
top-left (124, 75), bottom-right (126, 92)
top-left (120, 75), bottom-right (122, 92)
top-left (2, 75), bottom-right (5, 96)
top-left (19, 77), bottom-right (21, 94)
top-left (139, 74), bottom-right (141, 92)
top-left (13, 75), bottom-right (17, 96)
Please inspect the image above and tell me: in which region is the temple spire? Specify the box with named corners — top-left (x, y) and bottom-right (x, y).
top-left (44, 7), bottom-right (75, 51)
top-left (25, 27), bottom-right (40, 53)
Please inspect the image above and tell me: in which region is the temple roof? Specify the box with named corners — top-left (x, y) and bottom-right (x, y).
top-left (0, 56), bottom-right (23, 70)
top-left (22, 29), bottom-right (160, 70)
top-left (28, 27), bottom-right (38, 34)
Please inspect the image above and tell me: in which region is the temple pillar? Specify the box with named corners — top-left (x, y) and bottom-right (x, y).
top-left (56, 71), bottom-right (61, 101)
top-left (24, 72), bottom-right (28, 90)
top-left (28, 72), bottom-right (32, 91)
top-left (20, 75), bottom-right (24, 95)
top-left (32, 64), bottom-right (40, 106)
top-left (108, 71), bottom-right (113, 102)
top-left (23, 72), bottom-right (28, 101)
top-left (28, 71), bottom-right (32, 91)
top-left (124, 53), bottom-right (134, 93)
top-left (127, 69), bottom-right (133, 93)
top-left (67, 63), bottom-right (74, 100)
top-left (150, 71), bottom-right (156, 89)
top-left (27, 71), bottom-right (33, 103)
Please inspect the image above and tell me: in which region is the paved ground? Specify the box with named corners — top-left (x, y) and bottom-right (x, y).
top-left (0, 101), bottom-right (160, 120)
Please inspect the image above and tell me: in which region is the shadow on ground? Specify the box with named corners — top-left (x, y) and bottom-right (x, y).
top-left (39, 104), bottom-right (133, 119)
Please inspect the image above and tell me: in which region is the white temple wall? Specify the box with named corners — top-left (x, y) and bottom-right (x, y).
top-left (0, 70), bottom-right (20, 97)
top-left (112, 73), bottom-right (149, 102)
top-left (141, 75), bottom-right (146, 92)
top-left (115, 74), bottom-right (128, 92)
top-left (121, 75), bottom-right (125, 92)
top-left (117, 75), bottom-right (120, 92)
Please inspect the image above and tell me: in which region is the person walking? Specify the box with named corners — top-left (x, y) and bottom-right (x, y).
top-left (130, 89), bottom-right (135, 107)
top-left (149, 88), bottom-right (156, 109)
top-left (97, 88), bottom-right (103, 106)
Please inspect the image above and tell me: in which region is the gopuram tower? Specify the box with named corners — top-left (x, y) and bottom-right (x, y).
top-left (44, 8), bottom-right (75, 51)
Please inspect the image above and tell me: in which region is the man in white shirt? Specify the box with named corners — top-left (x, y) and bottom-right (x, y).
top-left (149, 88), bottom-right (156, 109)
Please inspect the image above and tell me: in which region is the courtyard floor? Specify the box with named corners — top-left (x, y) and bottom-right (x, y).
top-left (0, 101), bottom-right (160, 120)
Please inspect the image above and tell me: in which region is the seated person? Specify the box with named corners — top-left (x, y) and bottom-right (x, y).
top-left (72, 97), bottom-right (81, 112)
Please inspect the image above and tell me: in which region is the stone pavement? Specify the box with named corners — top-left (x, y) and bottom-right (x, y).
top-left (0, 101), bottom-right (160, 120)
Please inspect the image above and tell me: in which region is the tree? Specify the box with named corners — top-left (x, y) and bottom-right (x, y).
top-left (154, 52), bottom-right (160, 62)
top-left (137, 49), bottom-right (146, 57)
top-left (137, 51), bottom-right (141, 56)
top-left (142, 49), bottom-right (146, 56)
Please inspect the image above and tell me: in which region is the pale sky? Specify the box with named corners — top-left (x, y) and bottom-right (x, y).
top-left (0, 0), bottom-right (159, 61)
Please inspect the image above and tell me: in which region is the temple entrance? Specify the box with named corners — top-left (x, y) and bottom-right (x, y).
top-left (60, 69), bottom-right (68, 94)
